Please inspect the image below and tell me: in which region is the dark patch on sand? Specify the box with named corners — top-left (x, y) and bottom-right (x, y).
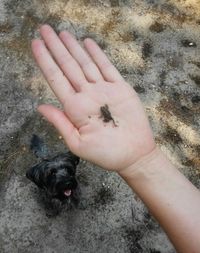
top-left (190, 61), bottom-right (200, 69)
top-left (161, 3), bottom-right (181, 16)
top-left (191, 95), bottom-right (200, 104)
top-left (149, 21), bottom-right (165, 33)
top-left (183, 145), bottom-right (200, 171)
top-left (134, 86), bottom-right (145, 94)
top-left (183, 158), bottom-right (198, 168)
top-left (189, 74), bottom-right (200, 87)
top-left (93, 185), bottom-right (115, 207)
top-left (121, 226), bottom-right (143, 253)
top-left (159, 98), bottom-right (193, 125)
top-left (163, 126), bottom-right (182, 145)
top-left (142, 41), bottom-right (153, 59)
top-left (0, 22), bottom-right (13, 33)
top-left (119, 30), bottom-right (138, 43)
top-left (101, 9), bottom-right (121, 36)
top-left (110, 0), bottom-right (119, 7)
top-left (159, 70), bottom-right (167, 86)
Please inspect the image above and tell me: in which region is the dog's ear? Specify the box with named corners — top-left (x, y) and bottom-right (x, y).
top-left (26, 163), bottom-right (45, 189)
top-left (30, 134), bottom-right (49, 159)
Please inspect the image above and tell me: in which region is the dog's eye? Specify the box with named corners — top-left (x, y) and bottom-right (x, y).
top-left (50, 169), bottom-right (56, 175)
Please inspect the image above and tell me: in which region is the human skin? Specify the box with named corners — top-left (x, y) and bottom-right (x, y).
top-left (31, 24), bottom-right (200, 253)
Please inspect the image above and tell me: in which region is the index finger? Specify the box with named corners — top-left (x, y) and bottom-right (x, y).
top-left (84, 38), bottom-right (123, 82)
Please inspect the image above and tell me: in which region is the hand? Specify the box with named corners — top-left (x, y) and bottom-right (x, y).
top-left (31, 24), bottom-right (155, 172)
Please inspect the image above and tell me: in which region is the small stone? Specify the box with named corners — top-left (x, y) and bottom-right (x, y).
top-left (22, 146), bottom-right (26, 151)
top-left (181, 39), bottom-right (197, 48)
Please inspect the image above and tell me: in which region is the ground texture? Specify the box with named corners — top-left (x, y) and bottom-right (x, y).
top-left (0, 0), bottom-right (200, 252)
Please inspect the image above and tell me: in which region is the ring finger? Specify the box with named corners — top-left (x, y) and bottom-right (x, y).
top-left (59, 31), bottom-right (104, 83)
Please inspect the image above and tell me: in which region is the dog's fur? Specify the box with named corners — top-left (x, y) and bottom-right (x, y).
top-left (26, 135), bottom-right (80, 216)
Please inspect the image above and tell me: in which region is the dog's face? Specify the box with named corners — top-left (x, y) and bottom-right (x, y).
top-left (26, 152), bottom-right (79, 202)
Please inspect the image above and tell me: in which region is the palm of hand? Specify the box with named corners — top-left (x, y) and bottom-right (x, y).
top-left (63, 80), bottom-right (154, 170)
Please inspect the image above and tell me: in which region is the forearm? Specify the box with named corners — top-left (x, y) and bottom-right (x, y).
top-left (119, 147), bottom-right (200, 253)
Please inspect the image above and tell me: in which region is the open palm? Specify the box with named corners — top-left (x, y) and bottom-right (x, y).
top-left (32, 25), bottom-right (155, 171)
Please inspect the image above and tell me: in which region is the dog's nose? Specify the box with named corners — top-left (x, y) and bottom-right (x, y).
top-left (66, 178), bottom-right (78, 189)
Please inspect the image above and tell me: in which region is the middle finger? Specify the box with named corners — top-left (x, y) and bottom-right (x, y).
top-left (59, 31), bottom-right (103, 83)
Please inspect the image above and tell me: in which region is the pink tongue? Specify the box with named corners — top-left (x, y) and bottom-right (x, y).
top-left (64, 189), bottom-right (72, 196)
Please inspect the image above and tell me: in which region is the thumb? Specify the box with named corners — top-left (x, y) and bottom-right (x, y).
top-left (37, 104), bottom-right (80, 154)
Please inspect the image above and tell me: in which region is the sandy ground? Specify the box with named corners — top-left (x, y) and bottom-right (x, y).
top-left (0, 0), bottom-right (200, 252)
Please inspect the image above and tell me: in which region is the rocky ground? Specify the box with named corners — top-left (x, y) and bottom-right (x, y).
top-left (0, 0), bottom-right (200, 252)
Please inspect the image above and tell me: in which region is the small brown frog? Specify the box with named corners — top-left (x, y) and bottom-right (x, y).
top-left (100, 104), bottom-right (118, 127)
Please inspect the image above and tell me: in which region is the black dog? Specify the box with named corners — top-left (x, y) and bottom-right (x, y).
top-left (26, 135), bottom-right (80, 216)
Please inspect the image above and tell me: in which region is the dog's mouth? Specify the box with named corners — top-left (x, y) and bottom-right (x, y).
top-left (57, 179), bottom-right (78, 198)
top-left (64, 189), bottom-right (72, 197)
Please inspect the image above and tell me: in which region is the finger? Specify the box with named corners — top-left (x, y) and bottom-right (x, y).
top-left (84, 38), bottom-right (123, 82)
top-left (31, 39), bottom-right (74, 104)
top-left (40, 25), bottom-right (87, 91)
top-left (59, 31), bottom-right (103, 83)
top-left (38, 104), bottom-right (80, 154)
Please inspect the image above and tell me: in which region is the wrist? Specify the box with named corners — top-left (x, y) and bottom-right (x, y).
top-left (118, 147), bottom-right (171, 186)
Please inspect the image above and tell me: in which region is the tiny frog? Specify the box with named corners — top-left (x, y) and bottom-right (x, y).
top-left (100, 104), bottom-right (118, 127)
